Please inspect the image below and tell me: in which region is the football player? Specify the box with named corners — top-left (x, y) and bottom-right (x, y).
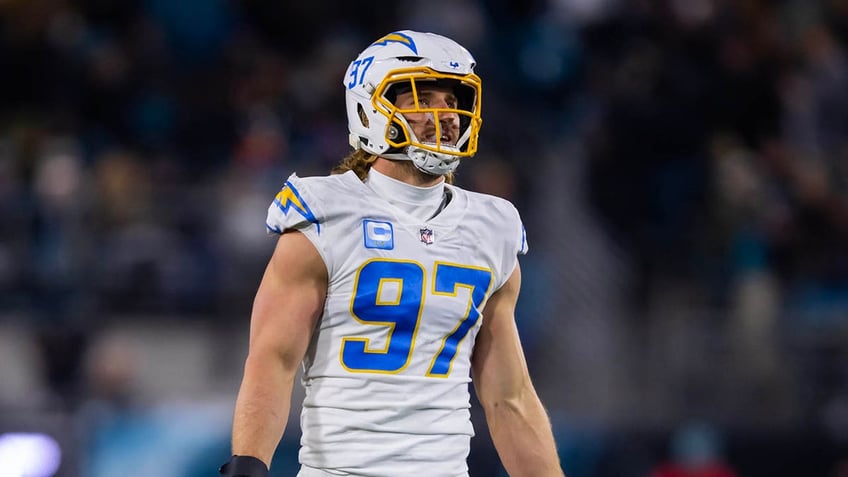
top-left (220, 30), bottom-right (565, 477)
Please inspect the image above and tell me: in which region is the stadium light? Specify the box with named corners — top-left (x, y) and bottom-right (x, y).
top-left (0, 432), bottom-right (62, 477)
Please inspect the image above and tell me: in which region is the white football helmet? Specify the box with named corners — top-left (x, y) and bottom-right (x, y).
top-left (344, 30), bottom-right (483, 175)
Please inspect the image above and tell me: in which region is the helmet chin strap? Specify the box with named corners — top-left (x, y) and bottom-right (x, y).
top-left (406, 146), bottom-right (461, 176)
top-left (370, 147), bottom-right (460, 176)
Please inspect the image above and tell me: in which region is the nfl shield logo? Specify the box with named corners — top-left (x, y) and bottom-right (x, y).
top-left (419, 227), bottom-right (434, 245)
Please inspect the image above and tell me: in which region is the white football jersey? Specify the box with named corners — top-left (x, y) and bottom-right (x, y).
top-left (265, 170), bottom-right (528, 477)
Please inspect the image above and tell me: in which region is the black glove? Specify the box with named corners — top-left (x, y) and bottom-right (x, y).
top-left (219, 455), bottom-right (270, 477)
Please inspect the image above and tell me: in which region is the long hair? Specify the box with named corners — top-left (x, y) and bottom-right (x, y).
top-left (331, 149), bottom-right (377, 180)
top-left (331, 149), bottom-right (455, 184)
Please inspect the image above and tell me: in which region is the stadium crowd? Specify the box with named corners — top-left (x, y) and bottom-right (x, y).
top-left (1, 0), bottom-right (847, 475)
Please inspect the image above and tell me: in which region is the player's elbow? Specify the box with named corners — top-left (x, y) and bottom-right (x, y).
top-left (478, 380), bottom-right (536, 417)
top-left (243, 343), bottom-right (300, 378)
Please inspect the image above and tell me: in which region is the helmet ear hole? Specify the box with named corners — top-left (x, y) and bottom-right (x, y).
top-left (356, 103), bottom-right (369, 128)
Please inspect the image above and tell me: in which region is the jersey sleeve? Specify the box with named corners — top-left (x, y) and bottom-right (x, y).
top-left (516, 209), bottom-right (529, 256)
top-left (265, 173), bottom-right (323, 237)
top-left (490, 198), bottom-right (528, 290)
top-left (499, 199), bottom-right (528, 256)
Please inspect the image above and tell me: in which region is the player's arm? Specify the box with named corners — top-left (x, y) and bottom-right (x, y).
top-left (224, 230), bottom-right (327, 474)
top-left (472, 263), bottom-right (565, 477)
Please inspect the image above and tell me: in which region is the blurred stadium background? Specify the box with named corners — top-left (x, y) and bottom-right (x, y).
top-left (1, 0), bottom-right (848, 475)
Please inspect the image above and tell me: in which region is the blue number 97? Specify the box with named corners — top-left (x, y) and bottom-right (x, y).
top-left (341, 259), bottom-right (493, 377)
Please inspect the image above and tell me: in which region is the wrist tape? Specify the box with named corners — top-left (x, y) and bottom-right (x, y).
top-left (219, 455), bottom-right (269, 477)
